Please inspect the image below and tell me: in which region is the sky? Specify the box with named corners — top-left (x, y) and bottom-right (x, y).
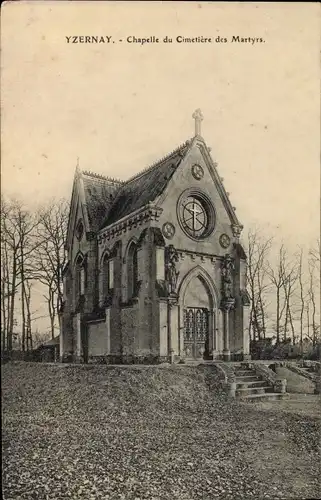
top-left (1, 1), bottom-right (320, 337)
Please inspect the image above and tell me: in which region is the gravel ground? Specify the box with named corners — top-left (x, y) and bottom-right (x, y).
top-left (2, 362), bottom-right (321, 500)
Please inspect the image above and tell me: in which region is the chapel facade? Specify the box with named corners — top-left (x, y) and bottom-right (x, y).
top-left (60, 110), bottom-right (251, 363)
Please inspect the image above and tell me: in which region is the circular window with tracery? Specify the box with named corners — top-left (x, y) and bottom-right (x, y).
top-left (177, 190), bottom-right (215, 240)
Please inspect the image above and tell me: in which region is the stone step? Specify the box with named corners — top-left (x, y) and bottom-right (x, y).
top-left (243, 392), bottom-right (289, 402)
top-left (235, 375), bottom-right (262, 382)
top-left (236, 386), bottom-right (267, 397)
top-left (236, 379), bottom-right (270, 388)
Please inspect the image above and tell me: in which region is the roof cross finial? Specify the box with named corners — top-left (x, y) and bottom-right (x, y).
top-left (192, 108), bottom-right (203, 136)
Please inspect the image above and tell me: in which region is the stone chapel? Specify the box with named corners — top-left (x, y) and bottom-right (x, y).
top-left (60, 110), bottom-right (251, 363)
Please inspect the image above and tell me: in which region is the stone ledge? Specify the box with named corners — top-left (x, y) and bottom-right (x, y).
top-left (298, 360), bottom-right (321, 373)
top-left (285, 362), bottom-right (321, 394)
top-left (201, 362), bottom-right (236, 397)
top-left (285, 363), bottom-right (317, 381)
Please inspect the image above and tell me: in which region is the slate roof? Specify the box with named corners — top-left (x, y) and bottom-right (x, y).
top-left (101, 139), bottom-right (192, 228)
top-left (43, 336), bottom-right (60, 346)
top-left (81, 171), bottom-right (123, 231)
top-left (35, 336), bottom-right (60, 349)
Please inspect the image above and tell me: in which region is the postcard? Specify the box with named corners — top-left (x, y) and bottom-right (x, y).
top-left (2, 2), bottom-right (320, 499)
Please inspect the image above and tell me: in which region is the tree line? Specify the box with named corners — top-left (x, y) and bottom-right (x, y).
top-left (1, 197), bottom-right (68, 353)
top-left (245, 228), bottom-right (320, 347)
top-left (1, 196), bottom-right (320, 354)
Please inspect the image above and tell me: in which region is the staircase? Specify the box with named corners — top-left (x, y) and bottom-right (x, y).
top-left (299, 364), bottom-right (317, 376)
top-left (234, 364), bottom-right (288, 402)
top-left (289, 361), bottom-right (321, 394)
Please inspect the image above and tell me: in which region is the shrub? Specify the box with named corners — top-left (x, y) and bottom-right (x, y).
top-left (250, 339), bottom-right (274, 360)
top-left (303, 343), bottom-right (321, 361)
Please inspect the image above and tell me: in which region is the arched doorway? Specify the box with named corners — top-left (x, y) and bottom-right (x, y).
top-left (179, 268), bottom-right (217, 360)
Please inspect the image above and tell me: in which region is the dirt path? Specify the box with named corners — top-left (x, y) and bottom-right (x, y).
top-left (250, 394), bottom-right (321, 418)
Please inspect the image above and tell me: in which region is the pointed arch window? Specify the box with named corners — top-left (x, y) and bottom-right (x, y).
top-left (101, 253), bottom-right (114, 302)
top-left (75, 255), bottom-right (86, 304)
top-left (127, 242), bottom-right (138, 300)
top-left (63, 268), bottom-right (72, 302)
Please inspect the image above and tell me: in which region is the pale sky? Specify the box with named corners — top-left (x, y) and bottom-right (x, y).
top-left (2, 1), bottom-right (320, 248)
top-left (1, 2), bottom-right (320, 336)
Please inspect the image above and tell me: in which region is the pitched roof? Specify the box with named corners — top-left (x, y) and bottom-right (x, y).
top-left (101, 139), bottom-right (192, 228)
top-left (67, 139), bottom-right (192, 245)
top-left (36, 335), bottom-right (60, 348)
top-left (81, 171), bottom-right (123, 231)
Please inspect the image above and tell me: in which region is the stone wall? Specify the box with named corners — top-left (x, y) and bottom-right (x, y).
top-left (88, 320), bottom-right (109, 357)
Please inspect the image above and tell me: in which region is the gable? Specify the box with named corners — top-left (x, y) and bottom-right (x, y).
top-left (65, 170), bottom-right (90, 252)
top-left (154, 136), bottom-right (243, 255)
top-left (66, 169), bottom-right (123, 251)
top-left (156, 136), bottom-right (240, 226)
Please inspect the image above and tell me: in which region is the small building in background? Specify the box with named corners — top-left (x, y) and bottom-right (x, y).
top-left (34, 336), bottom-right (60, 362)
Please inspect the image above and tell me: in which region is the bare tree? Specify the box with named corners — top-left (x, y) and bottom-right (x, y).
top-left (245, 228), bottom-right (273, 342)
top-left (1, 227), bottom-right (13, 352)
top-left (33, 329), bottom-right (51, 349)
top-left (1, 199), bottom-right (19, 352)
top-left (25, 280), bottom-right (33, 351)
top-left (282, 262), bottom-right (298, 343)
top-left (309, 239), bottom-right (320, 268)
top-left (1, 198), bottom-right (39, 352)
top-left (33, 199), bottom-right (68, 339)
top-left (266, 244), bottom-right (297, 343)
top-left (1, 197), bottom-right (68, 352)
top-left (306, 255), bottom-right (320, 346)
top-left (297, 247), bottom-right (305, 350)
top-left (17, 203), bottom-right (39, 351)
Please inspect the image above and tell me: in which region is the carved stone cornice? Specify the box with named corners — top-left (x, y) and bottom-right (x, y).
top-left (231, 224), bottom-right (243, 239)
top-left (221, 298), bottom-right (236, 311)
top-left (98, 205), bottom-right (163, 244)
top-left (168, 295), bottom-right (178, 306)
top-left (175, 248), bottom-right (217, 264)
